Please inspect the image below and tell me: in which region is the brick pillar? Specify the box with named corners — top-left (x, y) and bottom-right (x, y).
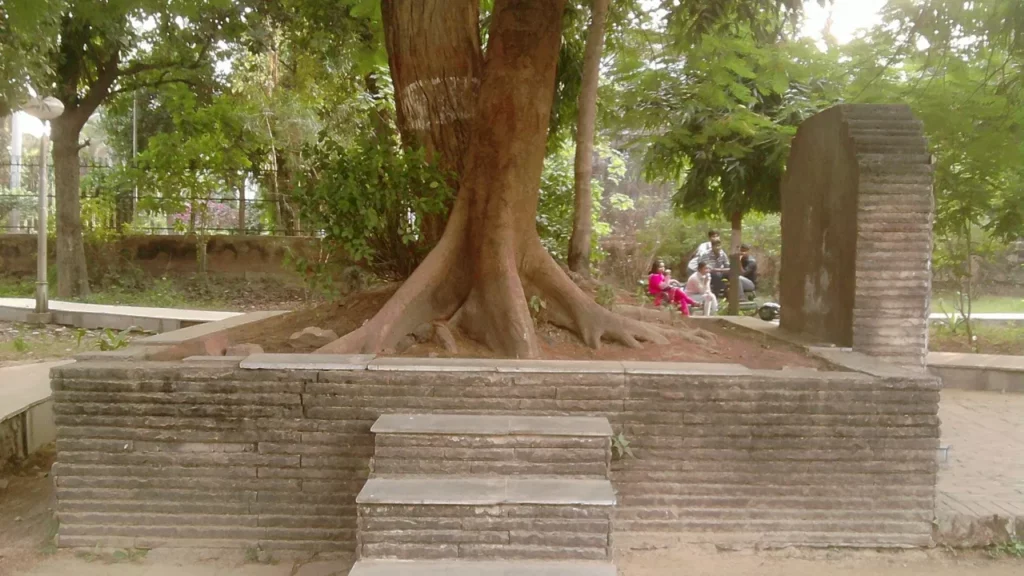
top-left (782, 104), bottom-right (934, 367)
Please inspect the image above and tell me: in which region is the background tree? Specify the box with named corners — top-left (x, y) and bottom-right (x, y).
top-left (623, 28), bottom-right (838, 312)
top-left (42, 0), bottom-right (246, 297)
top-left (0, 0), bottom-right (64, 116)
top-left (567, 0), bottom-right (611, 276)
top-left (319, 0), bottom-right (820, 357)
top-left (842, 0), bottom-right (1024, 344)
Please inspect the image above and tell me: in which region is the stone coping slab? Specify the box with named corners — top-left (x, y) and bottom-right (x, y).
top-left (237, 353), bottom-right (751, 376)
top-left (138, 310), bottom-right (287, 346)
top-left (372, 414), bottom-right (613, 437)
top-left (240, 353), bottom-right (375, 370)
top-left (928, 352), bottom-right (1024, 373)
top-left (356, 477), bottom-right (616, 507)
top-left (349, 560), bottom-right (616, 576)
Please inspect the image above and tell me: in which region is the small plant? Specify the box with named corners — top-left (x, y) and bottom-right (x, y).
top-left (244, 545), bottom-right (277, 565)
top-left (13, 337), bottom-right (30, 353)
top-left (74, 328), bottom-right (88, 348)
top-left (611, 432), bottom-right (635, 461)
top-left (596, 284), bottom-right (617, 310)
top-left (989, 539), bottom-right (1024, 559)
top-left (98, 328), bottom-right (132, 351)
top-left (111, 547), bottom-right (149, 563)
top-left (528, 295), bottom-right (548, 322)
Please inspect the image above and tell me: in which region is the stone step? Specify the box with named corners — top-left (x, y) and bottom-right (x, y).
top-left (349, 560), bottom-right (616, 576)
top-left (371, 414), bottom-right (612, 478)
top-left (356, 477), bottom-right (615, 562)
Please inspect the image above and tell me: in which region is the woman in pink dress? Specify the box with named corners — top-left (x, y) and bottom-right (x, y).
top-left (648, 260), bottom-right (695, 316)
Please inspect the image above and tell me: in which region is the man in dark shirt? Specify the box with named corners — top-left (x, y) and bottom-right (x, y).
top-left (740, 244), bottom-right (758, 288)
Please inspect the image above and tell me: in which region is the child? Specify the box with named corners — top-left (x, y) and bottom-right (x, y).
top-left (648, 260), bottom-right (695, 316)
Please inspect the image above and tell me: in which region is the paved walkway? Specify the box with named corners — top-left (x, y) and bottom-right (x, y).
top-left (0, 360), bottom-right (71, 422)
top-left (929, 312), bottom-right (1024, 324)
top-left (937, 389), bottom-right (1024, 520)
top-left (0, 298), bottom-right (239, 333)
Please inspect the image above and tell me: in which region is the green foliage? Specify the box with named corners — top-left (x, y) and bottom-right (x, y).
top-left (528, 295), bottom-right (548, 321)
top-left (611, 432), bottom-right (635, 461)
top-left (538, 141), bottom-right (630, 263)
top-left (296, 133), bottom-right (452, 280)
top-left (13, 337), bottom-right (29, 353)
top-left (0, 0), bottom-right (64, 115)
top-left (618, 29), bottom-right (839, 220)
top-left (989, 539), bottom-right (1024, 559)
top-left (596, 284), bottom-right (617, 310)
top-left (98, 328), bottom-right (132, 351)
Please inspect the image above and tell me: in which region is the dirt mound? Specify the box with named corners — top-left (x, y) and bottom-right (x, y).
top-left (231, 286), bottom-right (829, 371)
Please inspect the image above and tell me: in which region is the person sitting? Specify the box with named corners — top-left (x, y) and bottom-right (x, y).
top-left (685, 261), bottom-right (718, 316)
top-left (740, 244), bottom-right (758, 289)
top-left (700, 240), bottom-right (756, 300)
top-left (686, 229), bottom-right (720, 276)
top-left (648, 260), bottom-right (696, 316)
top-left (699, 239), bottom-right (731, 296)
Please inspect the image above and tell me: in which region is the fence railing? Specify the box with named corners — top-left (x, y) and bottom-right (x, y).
top-left (0, 162), bottom-right (310, 236)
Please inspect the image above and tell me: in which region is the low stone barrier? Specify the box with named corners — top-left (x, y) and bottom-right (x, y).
top-left (50, 356), bottom-right (940, 552)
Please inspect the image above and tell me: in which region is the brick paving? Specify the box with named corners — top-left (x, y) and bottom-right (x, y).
top-left (936, 389), bottom-right (1024, 519)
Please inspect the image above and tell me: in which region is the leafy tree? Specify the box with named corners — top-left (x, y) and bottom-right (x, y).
top-left (319, 0), bottom-right (820, 358)
top-left (843, 0), bottom-right (1024, 344)
top-left (0, 0), bottom-right (64, 116)
top-left (40, 0), bottom-right (248, 297)
top-left (619, 20), bottom-right (838, 311)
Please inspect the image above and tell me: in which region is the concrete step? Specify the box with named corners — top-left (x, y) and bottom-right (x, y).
top-left (356, 477), bottom-right (615, 561)
top-left (349, 560), bottom-right (616, 576)
top-left (371, 414), bottom-right (612, 477)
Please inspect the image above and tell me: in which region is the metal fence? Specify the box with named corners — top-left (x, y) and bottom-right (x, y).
top-left (0, 161), bottom-right (307, 236)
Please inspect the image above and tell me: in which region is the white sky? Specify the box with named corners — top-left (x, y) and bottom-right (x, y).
top-left (800, 0), bottom-right (887, 46)
top-left (14, 0), bottom-right (885, 140)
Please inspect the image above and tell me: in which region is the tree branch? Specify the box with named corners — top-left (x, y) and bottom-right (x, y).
top-left (116, 36), bottom-right (214, 80)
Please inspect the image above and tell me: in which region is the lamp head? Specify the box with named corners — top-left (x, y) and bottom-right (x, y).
top-left (22, 96), bottom-right (65, 121)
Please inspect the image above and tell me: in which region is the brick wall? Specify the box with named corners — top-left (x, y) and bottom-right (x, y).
top-left (51, 361), bottom-right (940, 551)
top-left (781, 104), bottom-right (934, 367)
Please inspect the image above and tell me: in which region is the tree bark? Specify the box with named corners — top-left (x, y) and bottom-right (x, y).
top-left (50, 115), bottom-right (91, 297)
top-left (728, 210), bottom-right (743, 315)
top-left (567, 0), bottom-right (610, 276)
top-left (381, 0), bottom-right (483, 246)
top-left (320, 0), bottom-right (670, 358)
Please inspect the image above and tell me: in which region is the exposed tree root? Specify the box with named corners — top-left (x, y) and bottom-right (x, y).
top-left (316, 237), bottom-right (693, 358)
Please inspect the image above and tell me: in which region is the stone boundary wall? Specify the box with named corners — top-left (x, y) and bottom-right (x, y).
top-left (0, 234), bottom-right (320, 279)
top-left (51, 360), bottom-right (940, 551)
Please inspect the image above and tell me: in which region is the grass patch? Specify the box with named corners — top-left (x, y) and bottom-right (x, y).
top-left (932, 293), bottom-right (1024, 314)
top-left (988, 539), bottom-right (1024, 559)
top-left (930, 323), bottom-right (1024, 355)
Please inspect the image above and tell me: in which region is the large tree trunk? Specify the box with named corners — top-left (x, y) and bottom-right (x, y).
top-left (381, 0), bottom-right (483, 246)
top-left (567, 0), bottom-right (610, 276)
top-left (320, 0), bottom-right (668, 358)
top-left (50, 115), bottom-right (91, 298)
top-left (728, 210), bottom-right (743, 315)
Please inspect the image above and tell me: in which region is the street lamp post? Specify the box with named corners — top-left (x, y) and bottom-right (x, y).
top-left (21, 96), bottom-right (65, 321)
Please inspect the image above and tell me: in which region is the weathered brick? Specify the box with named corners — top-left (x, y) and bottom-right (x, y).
top-left (60, 511), bottom-right (258, 528)
top-left (360, 529), bottom-right (509, 545)
top-left (457, 543), bottom-right (608, 560)
top-left (509, 531), bottom-right (607, 548)
top-left (361, 542), bottom-right (458, 559)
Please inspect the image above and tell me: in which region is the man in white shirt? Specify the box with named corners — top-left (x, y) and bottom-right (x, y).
top-left (686, 230), bottom-right (720, 276)
top-left (685, 261), bottom-right (718, 316)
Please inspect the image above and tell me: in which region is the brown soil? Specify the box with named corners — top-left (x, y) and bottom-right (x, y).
top-left (233, 286), bottom-right (831, 371)
top-left (0, 446), bottom-right (57, 576)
